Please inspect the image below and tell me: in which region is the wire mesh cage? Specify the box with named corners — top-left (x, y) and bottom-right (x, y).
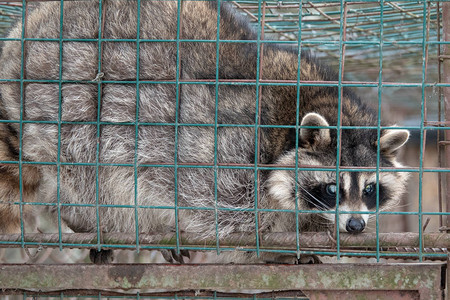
top-left (0, 0), bottom-right (449, 298)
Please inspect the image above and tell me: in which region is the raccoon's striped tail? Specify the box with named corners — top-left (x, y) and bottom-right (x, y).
top-left (0, 107), bottom-right (40, 233)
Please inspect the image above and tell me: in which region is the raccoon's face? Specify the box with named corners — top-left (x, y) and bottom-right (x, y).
top-left (267, 113), bottom-right (410, 234)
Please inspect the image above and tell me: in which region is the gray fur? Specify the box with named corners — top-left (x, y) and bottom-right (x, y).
top-left (0, 1), bottom-right (409, 262)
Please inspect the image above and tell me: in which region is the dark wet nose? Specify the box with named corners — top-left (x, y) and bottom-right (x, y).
top-left (346, 217), bottom-right (365, 233)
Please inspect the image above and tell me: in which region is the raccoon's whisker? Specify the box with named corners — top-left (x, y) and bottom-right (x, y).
top-left (311, 217), bottom-right (332, 225)
top-left (296, 184), bottom-right (331, 210)
top-left (377, 204), bottom-right (406, 214)
top-left (362, 203), bottom-right (407, 221)
top-left (363, 225), bottom-right (373, 231)
top-left (309, 220), bottom-right (331, 227)
top-left (299, 213), bottom-right (331, 225)
top-left (299, 193), bottom-right (327, 211)
top-left (382, 203), bottom-right (408, 211)
top-left (367, 213), bottom-right (386, 221)
top-left (302, 196), bottom-right (329, 212)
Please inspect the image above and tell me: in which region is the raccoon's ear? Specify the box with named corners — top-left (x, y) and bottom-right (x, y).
top-left (300, 113), bottom-right (331, 150)
top-left (378, 128), bottom-right (410, 155)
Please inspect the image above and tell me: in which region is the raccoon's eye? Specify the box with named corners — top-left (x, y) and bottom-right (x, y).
top-left (363, 184), bottom-right (375, 196)
top-left (326, 184), bottom-right (337, 196)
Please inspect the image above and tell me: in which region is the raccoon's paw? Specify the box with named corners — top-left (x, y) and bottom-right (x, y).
top-left (267, 254), bottom-right (322, 264)
top-left (161, 249), bottom-right (190, 264)
top-left (89, 249), bottom-right (114, 264)
top-left (298, 254), bottom-right (322, 264)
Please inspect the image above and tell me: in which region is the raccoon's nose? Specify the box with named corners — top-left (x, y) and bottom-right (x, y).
top-left (346, 217), bottom-right (365, 234)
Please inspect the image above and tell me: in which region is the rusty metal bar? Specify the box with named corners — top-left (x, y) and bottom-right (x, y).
top-left (444, 0), bottom-right (450, 230)
top-left (255, 0), bottom-right (266, 259)
top-left (1, 232), bottom-right (450, 249)
top-left (0, 263), bottom-right (443, 298)
top-left (0, 289), bottom-right (430, 299)
top-left (0, 289), bottom-right (309, 298)
top-left (440, 3), bottom-right (450, 298)
top-left (305, 291), bottom-right (424, 300)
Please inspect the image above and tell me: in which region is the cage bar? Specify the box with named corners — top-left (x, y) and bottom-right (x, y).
top-left (442, 2), bottom-right (450, 299)
top-left (0, 263), bottom-right (443, 299)
top-left (0, 232), bottom-right (449, 253)
top-left (444, 1), bottom-right (450, 228)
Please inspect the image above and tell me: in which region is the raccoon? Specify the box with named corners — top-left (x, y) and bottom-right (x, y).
top-left (0, 109), bottom-right (40, 234)
top-left (0, 1), bottom-right (409, 262)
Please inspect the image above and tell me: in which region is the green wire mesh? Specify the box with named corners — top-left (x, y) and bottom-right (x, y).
top-left (0, 0), bottom-right (447, 264)
top-left (233, 0), bottom-right (443, 122)
top-left (0, 1), bottom-right (442, 79)
top-left (234, 1), bottom-right (441, 64)
top-left (0, 3), bottom-right (21, 36)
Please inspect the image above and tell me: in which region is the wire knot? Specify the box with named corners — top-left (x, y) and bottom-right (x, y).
top-left (92, 72), bottom-right (105, 82)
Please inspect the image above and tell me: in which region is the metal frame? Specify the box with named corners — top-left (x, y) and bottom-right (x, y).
top-left (0, 0), bottom-right (449, 298)
top-left (0, 263), bottom-right (445, 299)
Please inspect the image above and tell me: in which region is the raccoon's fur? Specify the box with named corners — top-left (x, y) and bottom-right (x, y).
top-left (0, 109), bottom-right (40, 233)
top-left (0, 1), bottom-right (409, 262)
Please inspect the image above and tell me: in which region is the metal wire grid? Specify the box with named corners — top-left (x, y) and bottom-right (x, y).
top-left (233, 1), bottom-right (441, 69)
top-left (3, 0), bottom-right (442, 79)
top-left (0, 0), bottom-right (448, 262)
top-left (0, 3), bottom-right (20, 36)
top-left (234, 0), bottom-right (443, 123)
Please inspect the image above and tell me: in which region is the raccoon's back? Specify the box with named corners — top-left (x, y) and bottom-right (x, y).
top-left (0, 2), bottom-right (177, 163)
top-left (1, 1), bottom-right (180, 80)
top-left (0, 1), bottom-right (257, 164)
top-left (0, 1), bottom-right (261, 235)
